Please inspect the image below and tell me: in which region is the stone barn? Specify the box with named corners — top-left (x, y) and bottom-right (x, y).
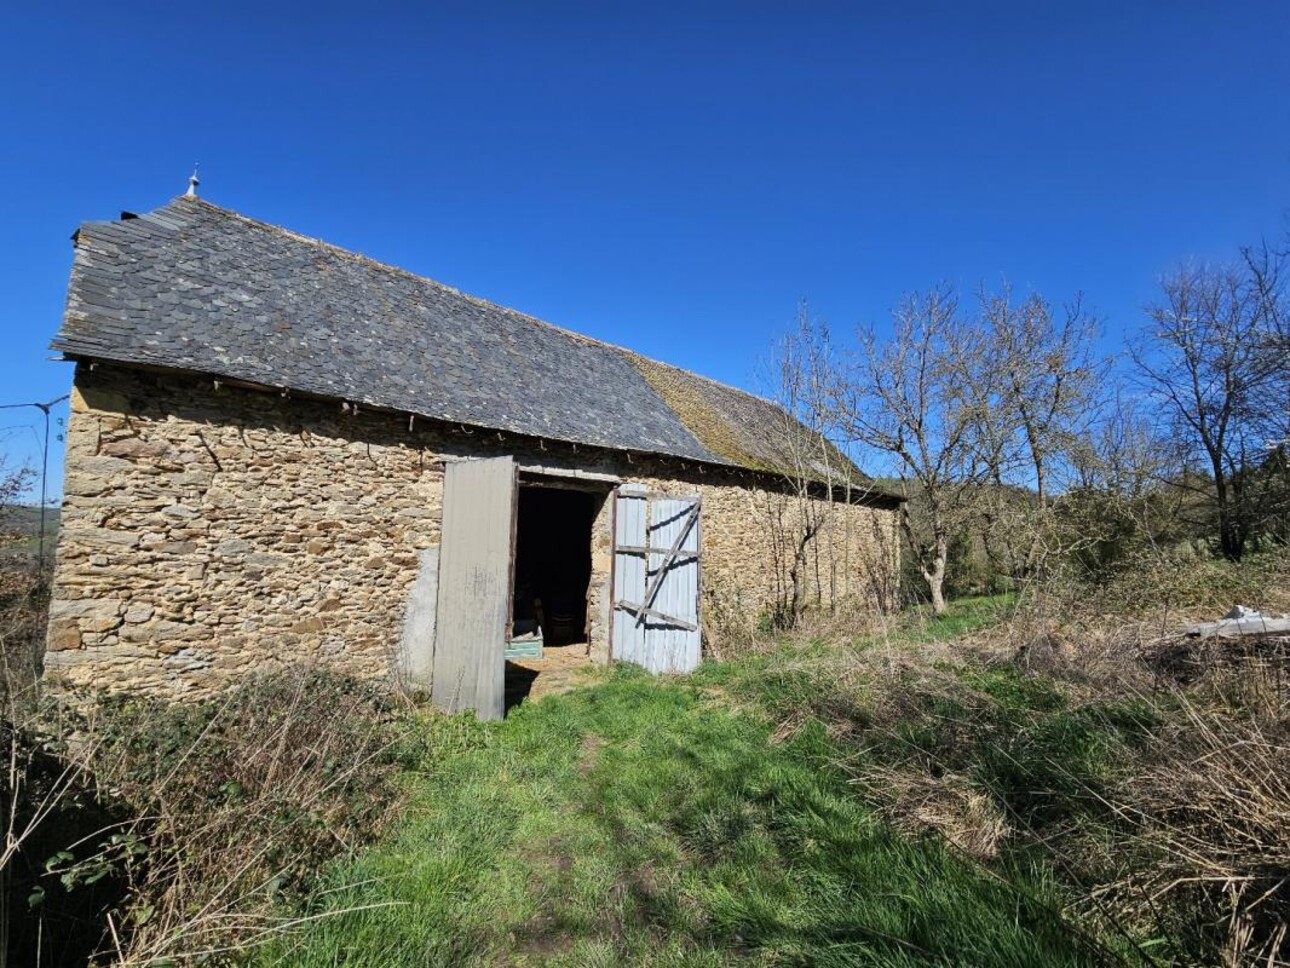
top-left (44, 193), bottom-right (901, 718)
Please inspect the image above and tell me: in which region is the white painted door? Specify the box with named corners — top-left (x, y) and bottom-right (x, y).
top-left (431, 457), bottom-right (516, 720)
top-left (611, 485), bottom-right (702, 674)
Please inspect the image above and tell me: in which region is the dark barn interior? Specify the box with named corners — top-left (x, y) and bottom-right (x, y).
top-left (511, 485), bottom-right (597, 647)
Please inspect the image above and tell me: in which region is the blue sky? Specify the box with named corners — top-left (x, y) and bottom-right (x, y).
top-left (2, 2), bottom-right (1288, 500)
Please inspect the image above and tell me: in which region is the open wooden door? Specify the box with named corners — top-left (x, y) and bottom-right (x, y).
top-left (611, 485), bottom-right (702, 674)
top-left (431, 457), bottom-right (516, 720)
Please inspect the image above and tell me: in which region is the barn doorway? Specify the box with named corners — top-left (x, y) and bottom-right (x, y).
top-left (506, 483), bottom-right (600, 710)
top-left (511, 485), bottom-right (596, 648)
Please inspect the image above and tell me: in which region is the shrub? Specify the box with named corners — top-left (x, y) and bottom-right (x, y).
top-left (0, 560), bottom-right (48, 716)
top-left (1037, 549), bottom-right (1290, 629)
top-left (8, 667), bottom-right (416, 966)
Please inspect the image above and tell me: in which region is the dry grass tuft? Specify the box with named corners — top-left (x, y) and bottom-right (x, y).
top-left (1103, 676), bottom-right (1290, 966)
top-left (964, 557), bottom-right (1290, 966)
top-left (856, 766), bottom-right (1012, 861)
top-left (0, 559), bottom-right (49, 716)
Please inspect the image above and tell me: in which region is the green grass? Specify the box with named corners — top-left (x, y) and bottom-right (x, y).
top-left (254, 603), bottom-right (1109, 967)
top-left (910, 593), bottom-right (1019, 642)
top-left (0, 504), bottom-right (59, 559)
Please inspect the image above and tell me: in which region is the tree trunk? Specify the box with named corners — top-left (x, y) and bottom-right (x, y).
top-left (1218, 507), bottom-right (1245, 561)
top-left (923, 535), bottom-right (949, 614)
top-left (0, 860), bottom-right (7, 968)
top-left (928, 575), bottom-right (947, 613)
top-left (788, 523), bottom-right (817, 625)
top-left (1212, 462), bottom-right (1245, 561)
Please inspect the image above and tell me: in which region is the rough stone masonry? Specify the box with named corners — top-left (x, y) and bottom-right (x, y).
top-left (45, 363), bottom-right (899, 697)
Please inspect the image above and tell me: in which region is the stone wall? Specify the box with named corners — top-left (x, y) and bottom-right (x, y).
top-left (45, 363), bottom-right (898, 696)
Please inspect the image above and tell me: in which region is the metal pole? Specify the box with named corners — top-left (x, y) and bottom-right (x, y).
top-left (38, 402), bottom-right (50, 569)
top-left (0, 394), bottom-right (68, 572)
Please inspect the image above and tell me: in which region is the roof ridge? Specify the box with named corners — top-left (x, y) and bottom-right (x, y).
top-left (161, 196), bottom-right (779, 411)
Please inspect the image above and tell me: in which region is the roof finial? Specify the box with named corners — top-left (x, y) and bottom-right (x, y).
top-left (185, 164), bottom-right (200, 198)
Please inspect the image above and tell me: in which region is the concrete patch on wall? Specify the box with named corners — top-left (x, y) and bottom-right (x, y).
top-left (397, 545), bottom-right (440, 690)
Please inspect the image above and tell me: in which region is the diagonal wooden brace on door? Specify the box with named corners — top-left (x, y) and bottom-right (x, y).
top-left (633, 496), bottom-right (701, 627)
top-left (611, 487), bottom-right (702, 673)
top-left (613, 599), bottom-right (699, 631)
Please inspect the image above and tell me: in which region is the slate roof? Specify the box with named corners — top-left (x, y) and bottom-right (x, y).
top-left (53, 195), bottom-right (879, 488)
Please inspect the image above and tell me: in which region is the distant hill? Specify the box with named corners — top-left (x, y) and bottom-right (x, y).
top-left (0, 504), bottom-right (61, 560)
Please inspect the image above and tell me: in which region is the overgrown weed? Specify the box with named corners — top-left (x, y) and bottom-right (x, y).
top-left (715, 555), bottom-right (1290, 966)
top-left (4, 661), bottom-right (436, 966)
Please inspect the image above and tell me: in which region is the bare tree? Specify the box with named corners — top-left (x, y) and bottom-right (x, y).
top-left (834, 286), bottom-right (996, 612)
top-left (979, 287), bottom-right (1101, 508)
top-left (1133, 262), bottom-right (1286, 560)
top-left (972, 287), bottom-right (1103, 578)
top-left (760, 305), bottom-right (843, 625)
top-left (1242, 236), bottom-right (1290, 447)
top-left (1059, 391), bottom-right (1193, 574)
top-left (1241, 236), bottom-right (1290, 547)
top-left (760, 304), bottom-right (906, 624)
